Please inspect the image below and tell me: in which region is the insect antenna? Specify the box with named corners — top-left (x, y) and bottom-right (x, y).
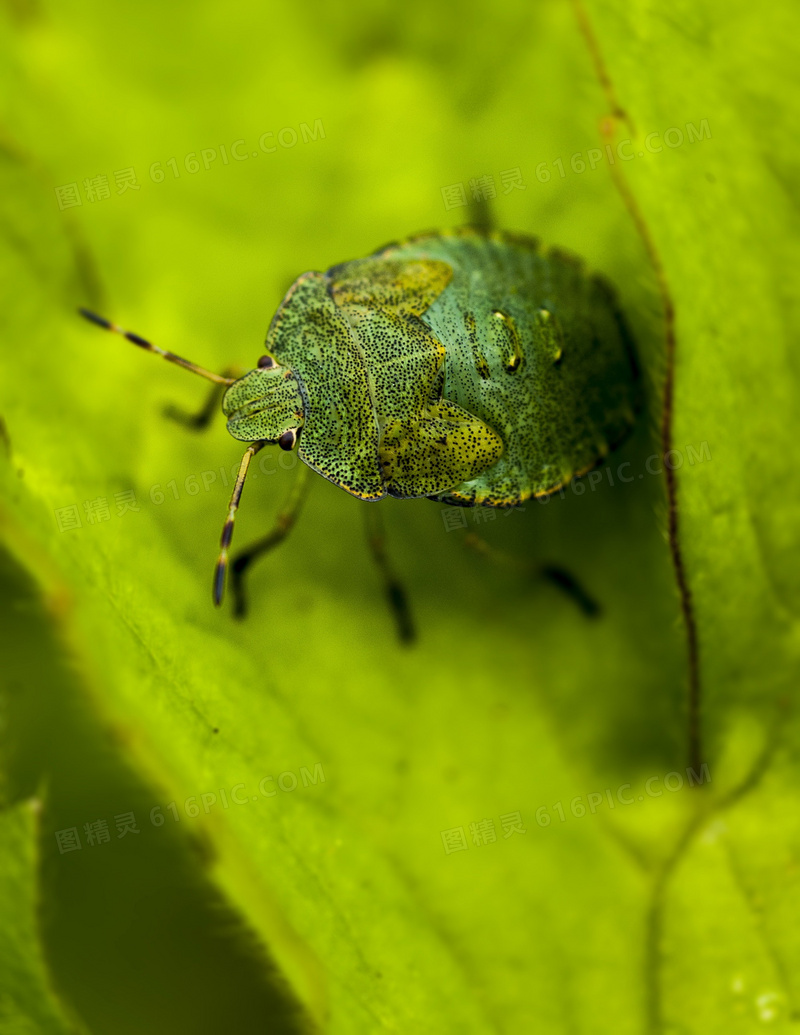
top-left (78, 308), bottom-right (235, 385)
top-left (213, 441), bottom-right (266, 606)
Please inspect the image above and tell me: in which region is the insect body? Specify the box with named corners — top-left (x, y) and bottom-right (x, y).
top-left (80, 226), bottom-right (639, 626)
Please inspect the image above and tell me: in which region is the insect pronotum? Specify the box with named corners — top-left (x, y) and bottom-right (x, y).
top-left (80, 226), bottom-right (640, 638)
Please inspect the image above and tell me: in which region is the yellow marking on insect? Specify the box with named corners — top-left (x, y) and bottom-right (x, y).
top-left (535, 307), bottom-right (565, 364)
top-left (490, 310), bottom-right (524, 373)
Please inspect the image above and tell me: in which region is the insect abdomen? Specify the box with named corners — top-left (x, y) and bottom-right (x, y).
top-left (375, 229), bottom-right (640, 506)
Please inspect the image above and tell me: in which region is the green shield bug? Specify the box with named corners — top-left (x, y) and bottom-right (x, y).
top-left (80, 226), bottom-right (639, 640)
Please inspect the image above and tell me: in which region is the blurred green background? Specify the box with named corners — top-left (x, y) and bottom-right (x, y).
top-left (1, 0), bottom-right (799, 1032)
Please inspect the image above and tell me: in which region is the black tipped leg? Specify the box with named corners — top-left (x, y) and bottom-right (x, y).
top-left (230, 555), bottom-right (252, 620)
top-left (466, 196), bottom-right (495, 233)
top-left (363, 505), bottom-right (416, 646)
top-left (387, 580), bottom-right (416, 645)
top-left (540, 565), bottom-right (600, 618)
top-left (462, 529), bottom-right (601, 618)
top-left (164, 393), bottom-right (220, 432)
top-left (164, 367), bottom-right (240, 432)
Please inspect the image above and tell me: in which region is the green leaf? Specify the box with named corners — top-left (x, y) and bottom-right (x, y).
top-left (0, 799), bottom-right (80, 1035)
top-left (0, 0), bottom-right (798, 1031)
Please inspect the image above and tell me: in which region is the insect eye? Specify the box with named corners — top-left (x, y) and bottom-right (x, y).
top-left (257, 355), bottom-right (276, 369)
top-left (278, 429), bottom-right (297, 451)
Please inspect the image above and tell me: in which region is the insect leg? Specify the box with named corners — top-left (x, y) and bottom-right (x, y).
top-left (462, 531), bottom-right (600, 617)
top-left (362, 505), bottom-right (416, 645)
top-left (537, 565), bottom-right (600, 617)
top-left (466, 195), bottom-right (495, 233)
top-left (229, 462), bottom-right (312, 618)
top-left (164, 367), bottom-right (242, 431)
